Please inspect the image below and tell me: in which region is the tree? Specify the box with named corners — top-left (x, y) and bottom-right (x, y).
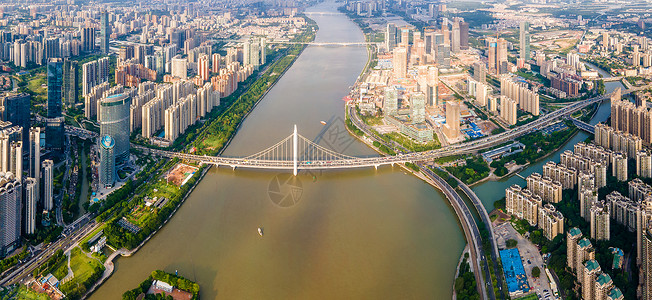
top-left (506, 239), bottom-right (518, 248)
top-left (532, 266), bottom-right (541, 278)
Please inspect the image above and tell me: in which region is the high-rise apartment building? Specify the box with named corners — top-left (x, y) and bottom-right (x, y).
top-left (539, 203), bottom-right (564, 240)
top-left (639, 149), bottom-right (652, 178)
top-left (582, 260), bottom-right (602, 300)
top-left (0, 172), bottom-right (21, 256)
top-left (211, 53), bottom-right (220, 73)
top-left (590, 201), bottom-right (611, 241)
top-left (82, 57), bottom-right (110, 96)
top-left (82, 27), bottom-right (95, 53)
top-left (198, 54), bottom-right (210, 82)
top-left (567, 227), bottom-right (583, 271)
top-left (526, 172), bottom-right (563, 203)
top-left (500, 76), bottom-right (540, 116)
top-left (500, 96), bottom-right (518, 125)
top-left (612, 152), bottom-right (628, 181)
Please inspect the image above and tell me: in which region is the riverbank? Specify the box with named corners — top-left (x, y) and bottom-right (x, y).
top-left (84, 164), bottom-right (210, 298)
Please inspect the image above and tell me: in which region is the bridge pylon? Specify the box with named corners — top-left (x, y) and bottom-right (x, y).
top-left (293, 125), bottom-right (298, 176)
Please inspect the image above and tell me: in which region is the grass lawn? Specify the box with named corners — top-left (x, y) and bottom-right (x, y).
top-left (69, 247), bottom-right (102, 284)
top-left (27, 76), bottom-right (46, 95)
top-left (515, 294), bottom-right (539, 300)
top-left (15, 285), bottom-right (49, 300)
top-left (150, 180), bottom-right (180, 199)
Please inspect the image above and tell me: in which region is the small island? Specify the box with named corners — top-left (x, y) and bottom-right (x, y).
top-left (122, 270), bottom-right (199, 300)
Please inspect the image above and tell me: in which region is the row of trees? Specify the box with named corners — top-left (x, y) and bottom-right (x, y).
top-left (454, 256), bottom-right (480, 300)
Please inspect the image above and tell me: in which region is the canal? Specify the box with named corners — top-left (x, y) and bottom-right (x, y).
top-left (90, 1), bottom-right (465, 299)
top-left (472, 62), bottom-right (625, 211)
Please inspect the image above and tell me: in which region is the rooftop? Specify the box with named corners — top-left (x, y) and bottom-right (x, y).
top-left (569, 227), bottom-right (582, 237)
top-left (596, 273), bottom-right (613, 287)
top-left (608, 287), bottom-right (623, 300)
top-left (585, 259), bottom-right (600, 272)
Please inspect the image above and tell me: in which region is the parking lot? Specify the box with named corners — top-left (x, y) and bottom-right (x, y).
top-left (495, 223), bottom-right (556, 300)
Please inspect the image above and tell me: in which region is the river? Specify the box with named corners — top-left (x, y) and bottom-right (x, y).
top-left (90, 1), bottom-right (464, 299)
top-left (472, 62), bottom-right (625, 211)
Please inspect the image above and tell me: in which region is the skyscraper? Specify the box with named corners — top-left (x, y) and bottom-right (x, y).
top-left (488, 40), bottom-right (497, 74)
top-left (451, 21), bottom-right (460, 53)
top-left (411, 93), bottom-right (426, 124)
top-left (99, 93), bottom-right (131, 163)
top-left (211, 53), bottom-right (221, 73)
top-left (0, 172), bottom-right (21, 256)
top-left (9, 141), bottom-right (21, 181)
top-left (0, 93), bottom-right (30, 145)
top-left (99, 135), bottom-right (116, 188)
top-left (100, 11), bottom-right (110, 54)
top-left (384, 87), bottom-right (398, 116)
top-left (459, 22), bottom-right (469, 50)
top-left (520, 21), bottom-right (530, 61)
top-left (393, 47), bottom-right (407, 79)
top-left (24, 177), bottom-right (36, 235)
top-left (198, 54), bottom-right (210, 82)
top-left (42, 159), bottom-right (53, 210)
top-left (443, 101), bottom-right (461, 140)
top-left (82, 27), bottom-right (95, 53)
top-left (497, 38), bottom-right (508, 74)
top-left (243, 36), bottom-right (266, 69)
top-left (29, 127), bottom-right (40, 206)
top-left (473, 62), bottom-right (486, 83)
top-left (47, 58), bottom-right (63, 118)
top-left (171, 56), bottom-right (187, 79)
top-left (386, 23), bottom-right (398, 51)
top-left (62, 59), bottom-right (79, 107)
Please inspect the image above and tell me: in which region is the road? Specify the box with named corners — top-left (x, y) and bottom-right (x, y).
top-left (418, 165), bottom-right (492, 300)
top-left (452, 172), bottom-right (506, 300)
top-left (0, 215), bottom-right (97, 286)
